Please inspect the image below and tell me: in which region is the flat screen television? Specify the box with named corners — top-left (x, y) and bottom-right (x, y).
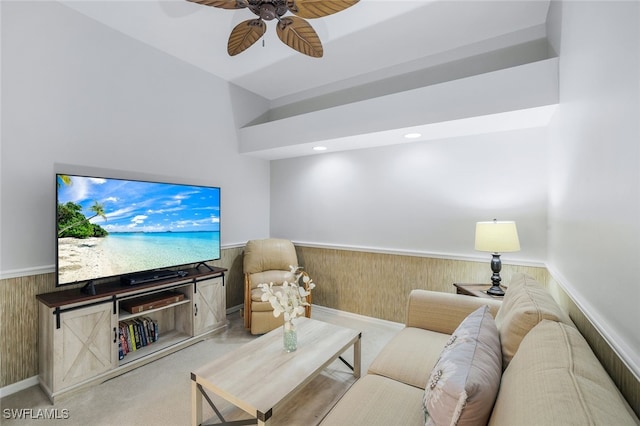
top-left (56, 173), bottom-right (221, 288)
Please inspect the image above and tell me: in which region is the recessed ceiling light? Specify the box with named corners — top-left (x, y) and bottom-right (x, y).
top-left (404, 132), bottom-right (422, 139)
top-left (313, 146), bottom-right (327, 151)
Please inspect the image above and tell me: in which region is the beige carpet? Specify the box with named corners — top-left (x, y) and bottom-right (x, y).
top-left (1, 307), bottom-right (402, 425)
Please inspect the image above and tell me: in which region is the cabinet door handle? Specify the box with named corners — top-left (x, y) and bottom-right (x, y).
top-left (114, 327), bottom-right (117, 343)
top-left (195, 303), bottom-right (198, 316)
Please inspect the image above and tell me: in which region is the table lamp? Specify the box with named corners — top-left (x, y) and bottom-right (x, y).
top-left (475, 219), bottom-right (520, 296)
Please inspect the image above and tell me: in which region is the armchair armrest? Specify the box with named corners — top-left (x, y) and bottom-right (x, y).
top-left (405, 289), bottom-right (502, 335)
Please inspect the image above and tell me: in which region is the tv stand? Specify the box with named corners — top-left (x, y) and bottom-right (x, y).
top-left (80, 280), bottom-right (96, 295)
top-left (36, 266), bottom-right (227, 403)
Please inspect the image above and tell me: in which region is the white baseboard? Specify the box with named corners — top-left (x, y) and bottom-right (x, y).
top-left (226, 304), bottom-right (243, 315)
top-left (311, 304), bottom-right (403, 329)
top-left (0, 376), bottom-right (39, 399)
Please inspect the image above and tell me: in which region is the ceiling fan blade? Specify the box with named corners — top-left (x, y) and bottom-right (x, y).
top-left (227, 19), bottom-right (266, 56)
top-left (276, 16), bottom-right (323, 58)
top-left (286, 0), bottom-right (359, 19)
top-left (186, 0), bottom-right (248, 10)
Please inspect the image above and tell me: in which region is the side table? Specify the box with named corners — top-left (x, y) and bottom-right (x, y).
top-left (453, 283), bottom-right (505, 300)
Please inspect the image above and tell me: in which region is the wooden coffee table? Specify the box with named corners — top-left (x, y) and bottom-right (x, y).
top-left (191, 317), bottom-right (361, 425)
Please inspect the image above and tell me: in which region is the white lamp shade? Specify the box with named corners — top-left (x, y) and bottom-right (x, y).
top-left (475, 221), bottom-right (520, 253)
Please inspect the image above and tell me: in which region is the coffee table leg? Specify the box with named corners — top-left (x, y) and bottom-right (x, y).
top-left (192, 379), bottom-right (203, 426)
top-left (354, 333), bottom-right (361, 378)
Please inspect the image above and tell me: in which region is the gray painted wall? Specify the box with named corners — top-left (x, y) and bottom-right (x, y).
top-left (546, 0), bottom-right (640, 375)
top-left (0, 1), bottom-right (271, 275)
top-left (270, 129), bottom-right (548, 264)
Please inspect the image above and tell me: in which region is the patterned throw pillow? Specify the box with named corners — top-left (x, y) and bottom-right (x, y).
top-left (423, 305), bottom-right (502, 426)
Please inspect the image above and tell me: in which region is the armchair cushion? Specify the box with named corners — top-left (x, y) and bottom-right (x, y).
top-left (248, 271), bottom-right (295, 291)
top-left (251, 286), bottom-right (284, 302)
top-left (243, 239), bottom-right (298, 275)
top-left (243, 238), bottom-right (300, 334)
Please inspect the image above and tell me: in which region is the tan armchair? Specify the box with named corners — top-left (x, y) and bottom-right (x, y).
top-left (243, 238), bottom-right (311, 335)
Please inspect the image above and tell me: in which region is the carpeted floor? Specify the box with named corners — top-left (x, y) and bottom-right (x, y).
top-left (1, 307), bottom-right (402, 425)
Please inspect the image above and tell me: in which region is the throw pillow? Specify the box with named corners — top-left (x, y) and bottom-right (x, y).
top-left (423, 305), bottom-right (502, 426)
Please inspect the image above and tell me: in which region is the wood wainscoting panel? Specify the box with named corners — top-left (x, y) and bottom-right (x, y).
top-left (294, 245), bottom-right (546, 323)
top-left (1, 273), bottom-right (57, 387)
top-left (209, 246), bottom-right (245, 309)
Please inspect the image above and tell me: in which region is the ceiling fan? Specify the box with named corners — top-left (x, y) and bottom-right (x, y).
top-left (187, 0), bottom-right (359, 58)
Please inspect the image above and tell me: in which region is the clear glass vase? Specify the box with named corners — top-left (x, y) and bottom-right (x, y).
top-left (283, 319), bottom-right (297, 352)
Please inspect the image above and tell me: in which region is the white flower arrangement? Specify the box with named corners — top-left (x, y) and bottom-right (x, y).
top-left (258, 266), bottom-right (315, 322)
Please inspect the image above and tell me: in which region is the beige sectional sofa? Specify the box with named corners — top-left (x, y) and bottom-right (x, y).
top-left (321, 273), bottom-right (639, 426)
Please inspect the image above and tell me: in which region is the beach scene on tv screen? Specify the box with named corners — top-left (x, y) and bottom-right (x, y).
top-left (57, 174), bottom-right (220, 284)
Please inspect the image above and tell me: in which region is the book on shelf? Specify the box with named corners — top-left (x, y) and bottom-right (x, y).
top-left (118, 329), bottom-right (124, 360)
top-left (118, 317), bottom-right (159, 358)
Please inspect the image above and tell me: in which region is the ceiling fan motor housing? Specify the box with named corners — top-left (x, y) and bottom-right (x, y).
top-left (248, 0), bottom-right (289, 21)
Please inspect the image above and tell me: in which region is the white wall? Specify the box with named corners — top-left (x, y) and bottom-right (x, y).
top-left (547, 0), bottom-right (640, 375)
top-left (271, 128), bottom-right (548, 264)
top-left (0, 1), bottom-right (271, 276)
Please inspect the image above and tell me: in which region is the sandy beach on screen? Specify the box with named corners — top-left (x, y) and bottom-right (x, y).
top-left (57, 237), bottom-right (114, 283)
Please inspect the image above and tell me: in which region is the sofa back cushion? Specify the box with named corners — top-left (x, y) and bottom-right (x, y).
top-left (489, 320), bottom-right (638, 425)
top-left (494, 273), bottom-right (572, 367)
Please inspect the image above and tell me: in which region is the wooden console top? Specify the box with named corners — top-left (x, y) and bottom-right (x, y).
top-left (37, 266), bottom-right (226, 308)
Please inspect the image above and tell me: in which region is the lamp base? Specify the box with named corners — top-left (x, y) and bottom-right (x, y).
top-left (486, 284), bottom-right (505, 297)
top-left (486, 253), bottom-right (505, 296)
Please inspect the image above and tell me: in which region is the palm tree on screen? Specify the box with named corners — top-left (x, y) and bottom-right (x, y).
top-left (57, 174), bottom-right (72, 187)
top-left (57, 201), bottom-right (107, 236)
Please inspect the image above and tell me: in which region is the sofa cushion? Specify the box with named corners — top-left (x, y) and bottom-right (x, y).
top-left (423, 305), bottom-right (502, 426)
top-left (494, 273), bottom-right (573, 367)
top-left (320, 374), bottom-right (424, 426)
top-left (368, 327), bottom-right (451, 389)
top-left (489, 320), bottom-right (638, 425)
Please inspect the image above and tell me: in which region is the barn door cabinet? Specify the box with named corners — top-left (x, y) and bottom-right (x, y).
top-left (193, 276), bottom-right (226, 335)
top-left (37, 267), bottom-right (226, 403)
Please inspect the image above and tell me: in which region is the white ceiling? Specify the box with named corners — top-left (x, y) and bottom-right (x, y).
top-left (60, 0), bottom-right (552, 102)
top-left (57, 0), bottom-right (555, 159)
